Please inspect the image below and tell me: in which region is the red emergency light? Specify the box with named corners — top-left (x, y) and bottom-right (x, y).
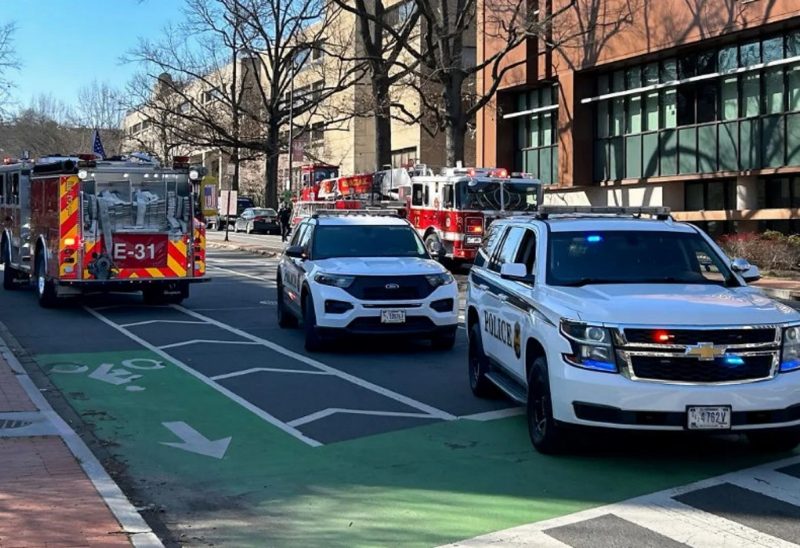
top-left (491, 168), bottom-right (509, 178)
top-left (653, 330), bottom-right (672, 343)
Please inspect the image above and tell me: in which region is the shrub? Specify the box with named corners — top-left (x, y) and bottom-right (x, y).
top-left (717, 232), bottom-right (800, 273)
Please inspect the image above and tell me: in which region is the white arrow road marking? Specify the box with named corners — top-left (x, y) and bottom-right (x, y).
top-left (160, 421), bottom-right (231, 459)
top-left (88, 363), bottom-right (142, 386)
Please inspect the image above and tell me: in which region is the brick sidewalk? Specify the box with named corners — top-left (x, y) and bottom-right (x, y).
top-left (0, 356), bottom-right (133, 547)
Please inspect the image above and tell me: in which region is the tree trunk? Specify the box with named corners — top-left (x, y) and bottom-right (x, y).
top-left (264, 122), bottom-right (280, 209)
top-left (443, 78), bottom-right (466, 167)
top-left (373, 76), bottom-right (392, 169)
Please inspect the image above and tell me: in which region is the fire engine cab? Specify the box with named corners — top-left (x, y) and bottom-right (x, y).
top-left (397, 166), bottom-right (543, 262)
top-left (0, 155), bottom-right (208, 307)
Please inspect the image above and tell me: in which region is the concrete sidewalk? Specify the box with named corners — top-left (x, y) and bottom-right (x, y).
top-left (753, 277), bottom-right (800, 301)
top-left (0, 338), bottom-right (160, 547)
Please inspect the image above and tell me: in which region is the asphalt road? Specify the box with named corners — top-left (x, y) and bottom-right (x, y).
top-left (0, 248), bottom-right (798, 547)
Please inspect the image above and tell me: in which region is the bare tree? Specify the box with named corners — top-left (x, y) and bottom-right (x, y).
top-left (329, 0), bottom-right (421, 169)
top-left (0, 94), bottom-right (82, 157)
top-left (72, 80), bottom-right (126, 154)
top-left (0, 22), bottom-right (19, 119)
top-left (125, 0), bottom-right (364, 207)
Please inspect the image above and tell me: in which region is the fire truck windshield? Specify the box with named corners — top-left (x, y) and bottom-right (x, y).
top-left (457, 179), bottom-right (540, 211)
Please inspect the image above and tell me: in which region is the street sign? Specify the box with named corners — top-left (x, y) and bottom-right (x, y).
top-left (202, 176), bottom-right (219, 217)
top-left (226, 163), bottom-right (236, 176)
top-left (219, 190), bottom-right (238, 216)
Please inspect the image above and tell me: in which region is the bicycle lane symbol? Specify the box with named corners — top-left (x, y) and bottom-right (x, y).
top-left (48, 358), bottom-right (166, 392)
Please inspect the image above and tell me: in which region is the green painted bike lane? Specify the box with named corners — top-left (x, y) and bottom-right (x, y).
top-left (38, 349), bottom-right (798, 547)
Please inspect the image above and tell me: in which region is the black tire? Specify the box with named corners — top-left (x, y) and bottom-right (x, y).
top-left (276, 280), bottom-right (297, 328)
top-left (527, 356), bottom-right (567, 454)
top-left (424, 233), bottom-right (444, 261)
top-left (468, 324), bottom-right (496, 398)
top-left (303, 293), bottom-right (324, 352)
top-left (431, 328), bottom-right (457, 350)
top-left (3, 257), bottom-right (18, 291)
top-left (35, 254), bottom-right (58, 308)
top-left (746, 429), bottom-right (800, 452)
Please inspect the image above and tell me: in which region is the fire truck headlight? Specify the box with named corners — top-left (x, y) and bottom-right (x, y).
top-left (425, 272), bottom-right (454, 288)
top-left (315, 273), bottom-right (355, 289)
top-left (78, 169), bottom-right (88, 180)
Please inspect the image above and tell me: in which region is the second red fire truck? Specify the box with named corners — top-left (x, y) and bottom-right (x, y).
top-left (0, 154), bottom-right (208, 307)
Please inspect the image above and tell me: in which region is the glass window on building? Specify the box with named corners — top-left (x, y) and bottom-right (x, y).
top-left (626, 94), bottom-right (642, 133)
top-left (788, 31), bottom-right (800, 57)
top-left (662, 89), bottom-right (677, 128)
top-left (742, 73), bottom-right (761, 117)
top-left (721, 76), bottom-right (738, 120)
top-left (661, 59), bottom-right (677, 82)
top-left (645, 92), bottom-right (659, 130)
top-left (790, 64), bottom-right (800, 112)
top-left (740, 41), bottom-right (761, 67)
top-left (763, 36), bottom-right (784, 63)
top-left (719, 46), bottom-right (738, 72)
top-left (765, 68), bottom-right (785, 114)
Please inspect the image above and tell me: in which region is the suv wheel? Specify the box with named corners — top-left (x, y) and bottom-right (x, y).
top-left (303, 294), bottom-right (324, 352)
top-left (468, 324), bottom-right (496, 398)
top-left (276, 280), bottom-right (297, 328)
top-left (746, 429), bottom-right (800, 452)
top-left (527, 356), bottom-right (567, 454)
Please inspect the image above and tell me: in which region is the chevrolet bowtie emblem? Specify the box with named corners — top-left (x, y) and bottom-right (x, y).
top-left (684, 342), bottom-right (725, 361)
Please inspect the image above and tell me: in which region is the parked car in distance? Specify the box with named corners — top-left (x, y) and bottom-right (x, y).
top-left (235, 207), bottom-right (280, 234)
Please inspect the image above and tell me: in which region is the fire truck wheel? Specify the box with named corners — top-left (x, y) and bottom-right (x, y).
top-left (276, 281), bottom-right (297, 328)
top-left (424, 233), bottom-right (445, 262)
top-left (303, 294), bottom-right (324, 352)
top-left (35, 255), bottom-right (57, 308)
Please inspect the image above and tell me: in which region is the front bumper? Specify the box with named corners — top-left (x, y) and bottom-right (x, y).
top-left (310, 282), bottom-right (459, 335)
top-left (550, 354), bottom-right (800, 432)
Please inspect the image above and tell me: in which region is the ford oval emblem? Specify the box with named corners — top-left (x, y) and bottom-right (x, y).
top-left (385, 283), bottom-right (400, 290)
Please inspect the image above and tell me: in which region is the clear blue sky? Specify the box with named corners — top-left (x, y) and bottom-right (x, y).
top-left (4, 0), bottom-right (185, 109)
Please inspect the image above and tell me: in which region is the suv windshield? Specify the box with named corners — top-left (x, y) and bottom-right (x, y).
top-left (457, 180), bottom-right (540, 211)
top-left (312, 224), bottom-right (428, 260)
top-left (547, 230), bottom-right (737, 287)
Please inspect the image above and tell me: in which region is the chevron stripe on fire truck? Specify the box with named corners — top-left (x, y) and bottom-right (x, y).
top-left (83, 239), bottom-right (189, 279)
top-left (193, 222), bottom-right (206, 276)
top-left (58, 176), bottom-right (80, 278)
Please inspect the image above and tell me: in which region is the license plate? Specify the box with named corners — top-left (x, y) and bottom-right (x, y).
top-left (687, 406), bottom-right (731, 430)
top-left (110, 234), bottom-right (169, 268)
top-left (465, 236), bottom-right (482, 245)
top-left (380, 310), bottom-right (406, 324)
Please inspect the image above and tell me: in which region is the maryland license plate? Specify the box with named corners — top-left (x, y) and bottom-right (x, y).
top-left (380, 310), bottom-right (406, 324)
top-left (687, 406), bottom-right (731, 430)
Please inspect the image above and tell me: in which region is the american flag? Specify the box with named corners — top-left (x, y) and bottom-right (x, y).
top-left (91, 129), bottom-right (106, 159)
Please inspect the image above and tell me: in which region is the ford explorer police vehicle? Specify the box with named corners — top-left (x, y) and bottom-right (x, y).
top-left (276, 210), bottom-right (459, 351)
top-left (466, 206), bottom-right (800, 454)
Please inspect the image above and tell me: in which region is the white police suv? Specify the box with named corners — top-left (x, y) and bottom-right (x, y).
top-left (276, 210), bottom-right (459, 351)
top-left (466, 206), bottom-right (800, 454)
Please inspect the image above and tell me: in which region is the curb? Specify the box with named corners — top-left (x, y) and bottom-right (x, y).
top-left (0, 327), bottom-right (163, 548)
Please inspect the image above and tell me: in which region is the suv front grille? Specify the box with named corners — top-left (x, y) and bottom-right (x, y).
top-left (624, 328), bottom-right (778, 346)
top-left (628, 354), bottom-right (775, 383)
top-left (345, 276), bottom-right (434, 301)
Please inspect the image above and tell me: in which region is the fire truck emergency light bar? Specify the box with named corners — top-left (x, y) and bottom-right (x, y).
top-left (534, 205), bottom-right (672, 220)
top-left (311, 209), bottom-right (400, 218)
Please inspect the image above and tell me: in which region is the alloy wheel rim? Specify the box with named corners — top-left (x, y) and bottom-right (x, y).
top-left (37, 274), bottom-right (45, 296)
top-left (533, 387), bottom-right (548, 438)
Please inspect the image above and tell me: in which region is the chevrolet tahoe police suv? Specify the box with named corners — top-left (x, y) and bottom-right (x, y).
top-left (277, 210), bottom-right (459, 351)
top-left (466, 206), bottom-right (800, 454)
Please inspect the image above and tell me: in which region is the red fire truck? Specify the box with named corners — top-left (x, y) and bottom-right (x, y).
top-left (299, 163), bottom-right (339, 200)
top-left (0, 155), bottom-right (208, 307)
top-left (397, 166), bottom-right (543, 262)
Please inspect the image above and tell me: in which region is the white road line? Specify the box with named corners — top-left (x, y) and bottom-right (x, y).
top-left (443, 454), bottom-right (800, 548)
top-left (0, 339), bottom-right (163, 547)
top-left (120, 320), bottom-right (208, 328)
top-left (210, 367), bottom-right (332, 381)
top-left (727, 468), bottom-right (800, 507)
top-left (207, 264), bottom-right (277, 285)
top-left (157, 339), bottom-right (259, 350)
top-left (287, 408), bottom-right (436, 428)
top-left (174, 304), bottom-right (456, 421)
top-left (85, 307), bottom-right (323, 448)
top-left (459, 407), bottom-right (524, 421)
top-left (92, 304), bottom-right (172, 311)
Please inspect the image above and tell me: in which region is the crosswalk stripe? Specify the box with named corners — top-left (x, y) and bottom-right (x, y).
top-left (443, 455), bottom-right (800, 548)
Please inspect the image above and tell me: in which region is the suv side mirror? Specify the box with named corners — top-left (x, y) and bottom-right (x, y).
top-left (285, 245), bottom-right (305, 259)
top-left (500, 262), bottom-right (533, 283)
top-left (731, 258), bottom-right (761, 283)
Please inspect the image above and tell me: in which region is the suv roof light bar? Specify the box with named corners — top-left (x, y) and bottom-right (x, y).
top-left (311, 208), bottom-right (400, 218)
top-left (535, 205), bottom-right (672, 220)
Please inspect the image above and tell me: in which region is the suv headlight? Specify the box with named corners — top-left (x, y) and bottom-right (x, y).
top-left (315, 273), bottom-right (355, 289)
top-left (560, 319), bottom-right (618, 373)
top-left (426, 272), bottom-right (455, 288)
top-left (781, 326), bottom-right (800, 373)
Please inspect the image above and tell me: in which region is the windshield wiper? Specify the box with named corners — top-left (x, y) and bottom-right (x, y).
top-left (556, 278), bottom-right (630, 287)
